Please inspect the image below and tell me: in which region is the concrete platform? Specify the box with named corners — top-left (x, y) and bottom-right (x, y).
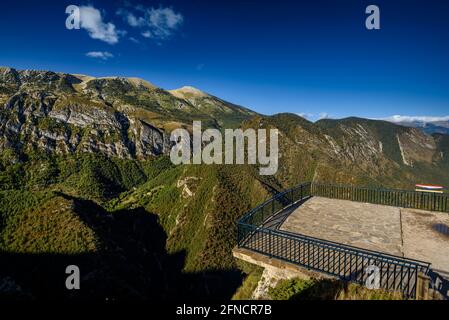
top-left (280, 197), bottom-right (449, 273)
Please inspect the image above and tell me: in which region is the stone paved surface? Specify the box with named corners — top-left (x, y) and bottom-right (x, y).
top-left (280, 197), bottom-right (403, 255)
top-left (401, 208), bottom-right (449, 273)
top-left (280, 197), bottom-right (449, 272)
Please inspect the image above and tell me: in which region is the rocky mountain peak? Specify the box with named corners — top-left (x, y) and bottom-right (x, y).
top-left (0, 66), bottom-right (257, 161)
top-left (169, 86), bottom-right (209, 99)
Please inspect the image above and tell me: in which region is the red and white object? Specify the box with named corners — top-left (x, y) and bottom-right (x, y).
top-left (415, 184), bottom-right (444, 193)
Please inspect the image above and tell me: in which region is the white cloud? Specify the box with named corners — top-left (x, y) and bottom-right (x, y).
top-left (80, 6), bottom-right (122, 44)
top-left (127, 14), bottom-right (145, 27)
top-left (296, 113), bottom-right (313, 120)
top-left (383, 115), bottom-right (449, 123)
top-left (148, 7), bottom-right (183, 33)
top-left (141, 31), bottom-right (152, 38)
top-left (117, 9), bottom-right (146, 27)
top-left (86, 51), bottom-right (114, 60)
top-left (318, 112), bottom-right (330, 120)
top-left (117, 6), bottom-right (183, 40)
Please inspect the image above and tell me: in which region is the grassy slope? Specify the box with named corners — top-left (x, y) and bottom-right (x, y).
top-left (231, 259), bottom-right (264, 300)
top-left (107, 162), bottom-right (270, 271)
top-left (0, 192), bottom-right (98, 254)
top-left (269, 278), bottom-right (403, 300)
top-left (0, 153), bottom-right (272, 297)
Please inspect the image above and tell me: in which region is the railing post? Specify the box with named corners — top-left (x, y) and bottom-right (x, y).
top-left (433, 193), bottom-right (436, 212)
top-left (415, 272), bottom-right (430, 300)
top-left (268, 229), bottom-right (273, 258)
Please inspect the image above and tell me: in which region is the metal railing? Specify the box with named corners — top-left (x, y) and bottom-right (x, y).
top-left (238, 183), bottom-right (312, 227)
top-left (312, 183), bottom-right (449, 213)
top-left (237, 182), bottom-right (432, 299)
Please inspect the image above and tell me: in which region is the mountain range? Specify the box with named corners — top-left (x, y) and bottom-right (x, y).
top-left (387, 118), bottom-right (449, 135)
top-left (0, 67), bottom-right (448, 300)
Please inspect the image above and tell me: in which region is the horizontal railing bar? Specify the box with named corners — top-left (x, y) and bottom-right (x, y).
top-left (239, 242), bottom-right (372, 286)
top-left (274, 227), bottom-right (430, 267)
top-left (239, 223), bottom-right (430, 269)
top-left (311, 182), bottom-right (449, 213)
top-left (312, 182), bottom-right (448, 196)
top-left (260, 196), bottom-right (312, 228)
top-left (238, 236), bottom-right (421, 298)
top-left (238, 183), bottom-right (311, 224)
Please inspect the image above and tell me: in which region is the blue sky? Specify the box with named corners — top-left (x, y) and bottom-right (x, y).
top-left (1, 0), bottom-right (448, 121)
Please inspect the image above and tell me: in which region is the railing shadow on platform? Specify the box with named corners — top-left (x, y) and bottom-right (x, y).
top-left (428, 269), bottom-right (449, 300)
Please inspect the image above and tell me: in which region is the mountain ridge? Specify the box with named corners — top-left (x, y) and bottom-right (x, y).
top-left (391, 119), bottom-right (449, 135)
top-left (1, 66), bottom-right (448, 189)
top-left (380, 115), bottom-right (449, 135)
top-left (0, 66), bottom-right (257, 162)
top-left (1, 66), bottom-right (449, 300)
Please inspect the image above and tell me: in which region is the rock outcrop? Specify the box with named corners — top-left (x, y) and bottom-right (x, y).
top-left (0, 67), bottom-right (256, 160)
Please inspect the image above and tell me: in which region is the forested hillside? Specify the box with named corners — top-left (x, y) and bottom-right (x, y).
top-left (1, 67), bottom-right (448, 299)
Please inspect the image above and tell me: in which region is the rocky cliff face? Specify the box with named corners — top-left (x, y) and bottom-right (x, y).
top-left (0, 67), bottom-right (255, 162)
top-left (245, 114), bottom-right (449, 188)
top-left (1, 67), bottom-right (448, 188)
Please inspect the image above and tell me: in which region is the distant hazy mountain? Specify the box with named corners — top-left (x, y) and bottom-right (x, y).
top-left (385, 116), bottom-right (449, 135)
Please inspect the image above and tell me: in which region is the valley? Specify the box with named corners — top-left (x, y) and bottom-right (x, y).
top-left (0, 67), bottom-right (448, 299)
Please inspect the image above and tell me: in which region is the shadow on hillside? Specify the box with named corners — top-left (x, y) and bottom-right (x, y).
top-left (256, 178), bottom-right (283, 198)
top-left (288, 279), bottom-right (347, 300)
top-left (0, 193), bottom-right (243, 301)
